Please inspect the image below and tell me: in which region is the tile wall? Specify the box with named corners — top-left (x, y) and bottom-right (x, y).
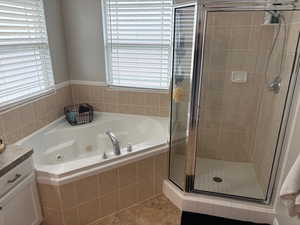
top-left (38, 151), bottom-right (169, 225)
top-left (0, 84), bottom-right (170, 145)
top-left (71, 85), bottom-right (171, 117)
top-left (0, 86), bottom-right (72, 145)
top-left (197, 10), bottom-right (299, 194)
top-left (197, 11), bottom-right (279, 162)
top-left (251, 11), bottom-right (300, 193)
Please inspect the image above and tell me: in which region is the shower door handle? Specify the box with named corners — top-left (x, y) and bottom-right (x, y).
top-left (268, 76), bottom-right (281, 94)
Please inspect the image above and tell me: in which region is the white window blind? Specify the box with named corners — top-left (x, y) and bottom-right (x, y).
top-left (173, 6), bottom-right (195, 82)
top-left (0, 0), bottom-right (54, 111)
top-left (103, 0), bottom-right (173, 89)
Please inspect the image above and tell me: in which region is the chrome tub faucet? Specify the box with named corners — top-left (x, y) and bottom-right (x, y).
top-left (105, 131), bottom-right (121, 155)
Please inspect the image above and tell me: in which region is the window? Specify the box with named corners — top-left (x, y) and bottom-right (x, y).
top-left (0, 0), bottom-right (54, 111)
top-left (103, 0), bottom-right (173, 89)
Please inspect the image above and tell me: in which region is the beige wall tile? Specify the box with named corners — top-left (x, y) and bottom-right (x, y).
top-left (118, 91), bottom-right (131, 105)
top-left (145, 93), bottom-right (160, 106)
top-left (159, 106), bottom-right (170, 117)
top-left (1, 85), bottom-right (72, 145)
top-left (137, 157), bottom-right (154, 180)
top-left (230, 28), bottom-right (250, 50)
top-left (59, 182), bottom-right (77, 209)
top-left (213, 12), bottom-right (232, 26)
top-left (103, 104), bottom-right (119, 113)
top-left (233, 12), bottom-right (252, 26)
top-left (159, 94), bottom-right (170, 107)
top-left (100, 191), bottom-right (119, 217)
top-left (103, 89), bottom-right (119, 104)
top-left (154, 176), bottom-right (164, 195)
top-left (37, 151), bottom-right (169, 224)
top-left (43, 208), bottom-right (64, 225)
top-left (119, 184), bottom-right (138, 209)
top-left (69, 84), bottom-right (170, 117)
top-left (138, 177), bottom-right (155, 202)
top-left (90, 86), bottom-right (103, 103)
top-left (129, 92), bottom-right (145, 106)
top-left (155, 152), bottom-right (169, 179)
top-left (78, 199), bottom-right (100, 225)
top-left (75, 175), bottom-right (99, 204)
top-left (2, 107), bottom-right (21, 135)
top-left (98, 169), bottom-right (119, 196)
top-left (38, 183), bottom-right (61, 210)
top-left (118, 162), bottom-right (137, 187)
top-left (63, 207), bottom-right (79, 225)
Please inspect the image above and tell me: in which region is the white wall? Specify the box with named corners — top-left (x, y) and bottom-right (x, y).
top-left (61, 0), bottom-right (106, 82)
top-left (44, 0), bottom-right (69, 83)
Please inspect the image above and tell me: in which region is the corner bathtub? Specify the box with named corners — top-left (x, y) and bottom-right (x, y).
top-left (17, 112), bottom-right (169, 184)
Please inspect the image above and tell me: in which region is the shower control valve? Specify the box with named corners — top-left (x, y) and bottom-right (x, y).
top-left (269, 76), bottom-right (281, 94)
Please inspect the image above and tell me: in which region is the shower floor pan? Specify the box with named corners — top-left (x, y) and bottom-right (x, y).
top-left (171, 155), bottom-right (264, 199)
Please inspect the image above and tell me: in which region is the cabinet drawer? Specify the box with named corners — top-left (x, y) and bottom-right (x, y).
top-left (0, 157), bottom-right (33, 197)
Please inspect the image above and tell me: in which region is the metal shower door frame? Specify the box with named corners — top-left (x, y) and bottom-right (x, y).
top-left (184, 0), bottom-right (300, 204)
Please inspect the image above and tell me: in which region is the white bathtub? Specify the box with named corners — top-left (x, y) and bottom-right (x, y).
top-left (17, 112), bottom-right (169, 184)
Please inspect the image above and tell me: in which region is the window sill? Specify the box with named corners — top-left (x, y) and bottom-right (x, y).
top-left (108, 85), bottom-right (170, 94)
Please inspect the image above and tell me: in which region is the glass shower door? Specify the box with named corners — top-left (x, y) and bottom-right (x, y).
top-left (169, 4), bottom-right (196, 189)
top-left (194, 10), bottom-right (299, 201)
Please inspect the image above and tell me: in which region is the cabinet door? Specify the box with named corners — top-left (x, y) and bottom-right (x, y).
top-left (1, 174), bottom-right (42, 225)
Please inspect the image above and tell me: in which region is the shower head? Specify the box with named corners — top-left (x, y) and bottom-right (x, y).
top-left (264, 10), bottom-right (281, 24)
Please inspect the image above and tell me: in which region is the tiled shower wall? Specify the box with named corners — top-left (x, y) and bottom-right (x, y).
top-left (197, 11), bottom-right (272, 162)
top-left (38, 151), bottom-right (168, 225)
top-left (71, 84), bottom-right (170, 117)
top-left (197, 10), bottom-right (299, 193)
top-left (252, 11), bottom-right (300, 193)
top-left (0, 86), bottom-right (72, 145)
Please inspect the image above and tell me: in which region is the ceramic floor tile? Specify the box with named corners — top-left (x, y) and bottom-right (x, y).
top-left (94, 195), bottom-right (181, 225)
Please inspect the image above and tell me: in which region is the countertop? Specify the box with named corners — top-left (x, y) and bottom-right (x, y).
top-left (0, 145), bottom-right (33, 177)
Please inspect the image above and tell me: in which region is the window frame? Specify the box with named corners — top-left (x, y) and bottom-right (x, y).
top-left (101, 0), bottom-right (173, 91)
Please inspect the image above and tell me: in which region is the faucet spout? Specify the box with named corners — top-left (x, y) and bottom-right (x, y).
top-left (105, 131), bottom-right (121, 155)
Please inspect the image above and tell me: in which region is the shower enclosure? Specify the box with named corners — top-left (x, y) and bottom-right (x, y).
top-left (169, 0), bottom-right (300, 203)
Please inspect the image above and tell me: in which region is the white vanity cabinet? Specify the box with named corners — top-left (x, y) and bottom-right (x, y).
top-left (0, 155), bottom-right (42, 225)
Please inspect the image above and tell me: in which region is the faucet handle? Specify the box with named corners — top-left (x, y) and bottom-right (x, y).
top-left (102, 152), bottom-right (108, 159)
top-left (127, 144), bottom-right (132, 152)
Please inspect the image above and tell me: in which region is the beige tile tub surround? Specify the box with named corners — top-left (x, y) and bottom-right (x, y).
top-left (0, 86), bottom-right (72, 145)
top-left (38, 152), bottom-right (169, 225)
top-left (71, 84), bottom-right (171, 117)
top-left (0, 83), bottom-right (170, 146)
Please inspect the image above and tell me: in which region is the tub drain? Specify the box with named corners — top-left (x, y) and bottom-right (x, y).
top-left (213, 176), bottom-right (223, 183)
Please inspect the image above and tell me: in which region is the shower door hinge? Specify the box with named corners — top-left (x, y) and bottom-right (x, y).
top-left (185, 175), bottom-right (195, 192)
